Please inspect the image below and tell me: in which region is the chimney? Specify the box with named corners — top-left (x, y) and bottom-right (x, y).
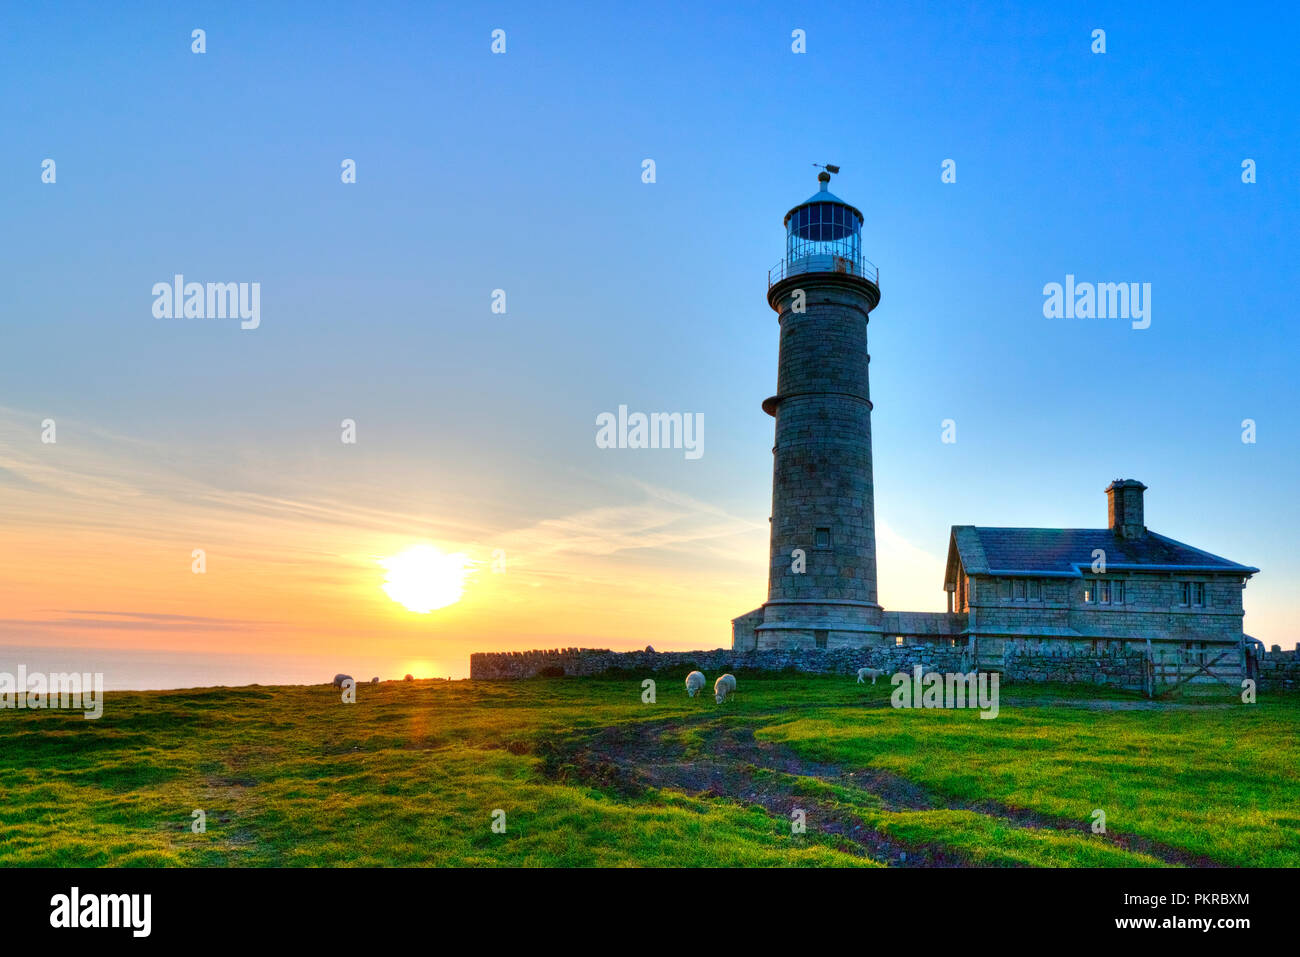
top-left (1105, 479), bottom-right (1147, 539)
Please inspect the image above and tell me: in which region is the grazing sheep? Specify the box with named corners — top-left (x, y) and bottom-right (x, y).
top-left (331, 674), bottom-right (353, 689)
top-left (685, 671), bottom-right (706, 697)
top-left (856, 667), bottom-right (885, 685)
top-left (403, 674), bottom-right (414, 682)
top-left (714, 673), bottom-right (737, 704)
top-left (370, 677), bottom-right (379, 684)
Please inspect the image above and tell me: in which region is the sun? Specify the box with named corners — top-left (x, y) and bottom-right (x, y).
top-left (379, 545), bottom-right (473, 613)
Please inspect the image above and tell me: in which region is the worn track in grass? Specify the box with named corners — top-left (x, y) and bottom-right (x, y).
top-left (537, 714), bottom-right (1221, 868)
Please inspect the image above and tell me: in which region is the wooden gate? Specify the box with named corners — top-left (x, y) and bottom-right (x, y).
top-left (1147, 645), bottom-right (1243, 698)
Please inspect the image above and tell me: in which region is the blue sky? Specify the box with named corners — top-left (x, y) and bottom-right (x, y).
top-left (1, 1), bottom-right (1297, 684)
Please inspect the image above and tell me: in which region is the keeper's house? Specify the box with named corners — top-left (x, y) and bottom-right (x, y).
top-left (944, 480), bottom-right (1259, 672)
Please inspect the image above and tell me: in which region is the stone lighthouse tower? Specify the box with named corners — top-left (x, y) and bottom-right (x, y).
top-left (754, 170), bottom-right (882, 650)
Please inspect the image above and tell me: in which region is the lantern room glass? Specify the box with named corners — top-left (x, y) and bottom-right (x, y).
top-left (786, 202), bottom-right (862, 268)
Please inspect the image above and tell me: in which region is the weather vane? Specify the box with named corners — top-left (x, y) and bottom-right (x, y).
top-left (812, 163), bottom-right (840, 174)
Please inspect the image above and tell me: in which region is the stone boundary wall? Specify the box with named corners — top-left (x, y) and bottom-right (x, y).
top-left (470, 646), bottom-right (1149, 691)
top-left (1259, 648), bottom-right (1298, 692)
top-left (472, 645), bottom-right (1298, 694)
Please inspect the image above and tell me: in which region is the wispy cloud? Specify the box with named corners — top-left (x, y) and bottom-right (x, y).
top-left (0, 614), bottom-right (270, 633)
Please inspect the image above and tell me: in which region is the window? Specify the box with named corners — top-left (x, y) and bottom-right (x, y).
top-left (1027, 578), bottom-right (1040, 601)
top-left (1013, 579), bottom-right (1025, 601)
top-left (814, 527), bottom-right (830, 548)
top-left (788, 203), bottom-right (861, 263)
top-left (895, 636), bottom-right (904, 647)
top-left (814, 629), bottom-right (828, 649)
top-left (1179, 581), bottom-right (1191, 606)
top-left (1113, 580), bottom-right (1125, 605)
top-left (1084, 580), bottom-right (1096, 603)
top-left (1193, 582), bottom-right (1206, 606)
top-left (1099, 581), bottom-right (1111, 604)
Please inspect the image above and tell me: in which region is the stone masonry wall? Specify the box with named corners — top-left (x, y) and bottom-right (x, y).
top-left (732, 609), bottom-right (763, 651)
top-left (1259, 648), bottom-right (1299, 692)
top-left (971, 574), bottom-right (1246, 645)
top-left (470, 645), bottom-right (1150, 691)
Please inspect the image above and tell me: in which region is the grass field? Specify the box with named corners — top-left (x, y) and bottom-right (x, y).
top-left (2, 673), bottom-right (1297, 867)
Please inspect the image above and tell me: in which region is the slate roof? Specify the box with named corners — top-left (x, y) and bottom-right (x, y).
top-left (945, 526), bottom-right (1258, 583)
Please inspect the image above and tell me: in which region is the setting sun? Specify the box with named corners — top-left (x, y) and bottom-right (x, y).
top-left (379, 545), bottom-right (474, 613)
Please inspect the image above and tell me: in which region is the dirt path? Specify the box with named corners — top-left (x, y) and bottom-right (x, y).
top-left (537, 716), bottom-right (1219, 868)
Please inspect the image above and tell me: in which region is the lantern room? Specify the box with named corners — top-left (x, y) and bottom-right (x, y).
top-left (770, 170), bottom-right (877, 286)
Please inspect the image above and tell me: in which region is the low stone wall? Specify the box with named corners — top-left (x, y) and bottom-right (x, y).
top-left (1004, 652), bottom-right (1147, 689)
top-left (1259, 649), bottom-right (1299, 692)
top-left (470, 645), bottom-right (1149, 691)
top-left (472, 643), bottom-right (1299, 696)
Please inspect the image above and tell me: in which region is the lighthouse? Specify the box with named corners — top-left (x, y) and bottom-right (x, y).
top-left (753, 170), bottom-right (883, 650)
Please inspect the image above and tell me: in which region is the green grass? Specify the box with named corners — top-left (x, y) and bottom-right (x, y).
top-left (756, 682), bottom-right (1300, 866)
top-left (1, 674), bottom-right (1296, 866)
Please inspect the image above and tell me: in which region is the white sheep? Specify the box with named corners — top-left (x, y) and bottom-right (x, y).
top-left (714, 673), bottom-right (737, 704)
top-left (685, 671), bottom-right (706, 697)
top-left (856, 667), bottom-right (885, 684)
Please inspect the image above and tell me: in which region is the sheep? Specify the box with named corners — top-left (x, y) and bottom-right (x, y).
top-left (685, 671), bottom-right (706, 697)
top-left (403, 674), bottom-right (414, 682)
top-left (370, 677), bottom-right (379, 684)
top-left (331, 674), bottom-right (353, 689)
top-left (714, 673), bottom-right (737, 704)
top-left (856, 667), bottom-right (885, 685)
